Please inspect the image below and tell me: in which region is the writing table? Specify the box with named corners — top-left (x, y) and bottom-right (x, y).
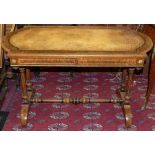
top-left (2, 26), bottom-right (153, 128)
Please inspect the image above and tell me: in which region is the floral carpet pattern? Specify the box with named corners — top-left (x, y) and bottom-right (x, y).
top-left (2, 71), bottom-right (155, 131)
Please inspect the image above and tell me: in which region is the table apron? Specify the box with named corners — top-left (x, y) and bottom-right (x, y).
top-left (9, 56), bottom-right (146, 67)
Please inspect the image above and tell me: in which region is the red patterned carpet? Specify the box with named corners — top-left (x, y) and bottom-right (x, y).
top-left (1, 70), bottom-right (155, 131)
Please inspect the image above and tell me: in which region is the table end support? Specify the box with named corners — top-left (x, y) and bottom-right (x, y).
top-left (122, 102), bottom-right (132, 128)
top-left (20, 104), bottom-right (30, 127)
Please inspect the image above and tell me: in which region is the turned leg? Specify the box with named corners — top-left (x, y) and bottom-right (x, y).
top-left (26, 68), bottom-right (31, 82)
top-left (120, 68), bottom-right (127, 91)
top-left (122, 68), bottom-right (134, 128)
top-left (26, 68), bottom-right (32, 91)
top-left (142, 56), bottom-right (155, 110)
top-left (19, 68), bottom-right (30, 127)
top-left (20, 68), bottom-right (27, 99)
top-left (14, 69), bottom-right (20, 90)
top-left (127, 68), bottom-right (134, 93)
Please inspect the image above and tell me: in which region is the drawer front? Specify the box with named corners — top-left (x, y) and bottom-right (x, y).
top-left (10, 58), bottom-right (78, 66)
top-left (10, 56), bottom-right (145, 67)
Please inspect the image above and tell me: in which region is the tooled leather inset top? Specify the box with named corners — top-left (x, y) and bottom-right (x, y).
top-left (9, 27), bottom-right (145, 52)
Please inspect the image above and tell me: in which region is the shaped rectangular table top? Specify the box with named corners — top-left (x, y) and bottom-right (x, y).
top-left (2, 26), bottom-right (153, 67)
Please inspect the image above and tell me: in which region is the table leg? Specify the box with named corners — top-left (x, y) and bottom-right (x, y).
top-left (19, 68), bottom-right (30, 127)
top-left (120, 68), bottom-right (127, 91)
top-left (127, 68), bottom-right (134, 93)
top-left (142, 56), bottom-right (155, 110)
top-left (20, 68), bottom-right (27, 98)
top-left (20, 104), bottom-right (29, 127)
top-left (123, 103), bottom-right (132, 128)
top-left (122, 68), bottom-right (134, 128)
top-left (26, 68), bottom-right (32, 90)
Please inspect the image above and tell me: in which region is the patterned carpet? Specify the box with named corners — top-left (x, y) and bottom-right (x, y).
top-left (1, 70), bottom-right (155, 131)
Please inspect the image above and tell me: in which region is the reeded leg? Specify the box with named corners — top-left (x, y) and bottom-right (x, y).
top-left (142, 56), bottom-right (155, 110)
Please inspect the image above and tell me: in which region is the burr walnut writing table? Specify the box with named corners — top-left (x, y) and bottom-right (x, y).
top-left (2, 26), bottom-right (153, 128)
